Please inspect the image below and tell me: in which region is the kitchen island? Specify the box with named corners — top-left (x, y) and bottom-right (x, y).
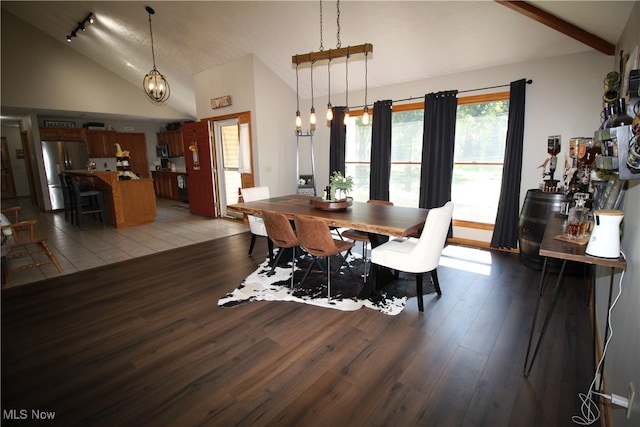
top-left (64, 171), bottom-right (157, 228)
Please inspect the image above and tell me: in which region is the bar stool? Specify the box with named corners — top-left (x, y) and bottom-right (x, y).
top-left (68, 176), bottom-right (106, 230)
top-left (58, 173), bottom-right (73, 223)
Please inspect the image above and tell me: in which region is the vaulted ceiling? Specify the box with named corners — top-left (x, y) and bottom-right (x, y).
top-left (1, 1), bottom-right (635, 119)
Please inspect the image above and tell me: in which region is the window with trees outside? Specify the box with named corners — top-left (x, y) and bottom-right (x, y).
top-left (344, 91), bottom-right (509, 226)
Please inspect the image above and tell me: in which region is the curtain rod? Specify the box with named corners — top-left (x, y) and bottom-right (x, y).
top-left (349, 79), bottom-right (533, 109)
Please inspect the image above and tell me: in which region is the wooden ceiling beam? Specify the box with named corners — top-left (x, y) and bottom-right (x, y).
top-left (495, 0), bottom-right (615, 55)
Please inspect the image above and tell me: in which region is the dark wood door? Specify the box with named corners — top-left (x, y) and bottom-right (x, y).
top-left (183, 121), bottom-right (217, 218)
top-left (1, 137), bottom-right (17, 200)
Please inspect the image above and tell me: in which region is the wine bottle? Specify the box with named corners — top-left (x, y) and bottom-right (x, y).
top-left (611, 98), bottom-right (633, 127)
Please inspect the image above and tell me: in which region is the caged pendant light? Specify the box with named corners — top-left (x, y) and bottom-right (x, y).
top-left (143, 6), bottom-right (170, 104)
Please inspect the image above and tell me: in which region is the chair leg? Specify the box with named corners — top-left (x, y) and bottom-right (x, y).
top-left (327, 256), bottom-right (331, 301)
top-left (269, 247), bottom-right (286, 275)
top-left (290, 247), bottom-right (296, 289)
top-left (362, 241), bottom-right (368, 283)
top-left (248, 234), bottom-right (257, 256)
top-left (267, 239), bottom-right (274, 262)
top-left (430, 268), bottom-right (442, 296)
top-left (39, 240), bottom-right (63, 273)
top-left (416, 273), bottom-right (424, 312)
top-left (300, 256), bottom-right (316, 286)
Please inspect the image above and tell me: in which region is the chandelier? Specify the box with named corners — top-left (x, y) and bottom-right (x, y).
top-left (143, 6), bottom-right (170, 104)
top-left (292, 0), bottom-right (372, 133)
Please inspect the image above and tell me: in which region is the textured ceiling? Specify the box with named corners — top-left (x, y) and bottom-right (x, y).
top-left (1, 1), bottom-right (635, 119)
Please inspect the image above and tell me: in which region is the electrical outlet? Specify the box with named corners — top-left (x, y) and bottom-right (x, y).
top-left (628, 382), bottom-right (635, 419)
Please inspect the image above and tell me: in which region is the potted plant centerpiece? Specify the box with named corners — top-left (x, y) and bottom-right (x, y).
top-left (329, 170), bottom-right (354, 201)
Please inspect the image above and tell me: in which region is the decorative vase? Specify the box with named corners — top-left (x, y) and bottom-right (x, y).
top-left (334, 188), bottom-right (347, 201)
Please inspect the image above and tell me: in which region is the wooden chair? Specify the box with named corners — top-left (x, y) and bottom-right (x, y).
top-left (370, 201), bottom-right (453, 311)
top-left (1, 206), bottom-right (63, 284)
top-left (240, 186), bottom-right (273, 261)
top-left (341, 200), bottom-right (393, 283)
top-left (294, 216), bottom-right (356, 300)
top-left (262, 211), bottom-right (299, 288)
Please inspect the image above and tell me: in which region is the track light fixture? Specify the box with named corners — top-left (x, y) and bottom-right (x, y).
top-left (66, 12), bottom-right (94, 42)
top-left (143, 6), bottom-right (170, 104)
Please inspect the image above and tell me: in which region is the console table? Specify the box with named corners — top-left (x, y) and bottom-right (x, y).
top-left (523, 213), bottom-right (626, 379)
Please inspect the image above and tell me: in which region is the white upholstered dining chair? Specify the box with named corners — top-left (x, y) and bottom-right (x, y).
top-left (240, 186), bottom-right (273, 261)
top-left (370, 201), bottom-right (453, 312)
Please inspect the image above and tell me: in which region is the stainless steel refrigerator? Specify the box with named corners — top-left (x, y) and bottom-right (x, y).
top-left (41, 140), bottom-right (89, 210)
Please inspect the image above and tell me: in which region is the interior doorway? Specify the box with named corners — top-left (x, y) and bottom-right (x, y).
top-left (213, 118), bottom-right (242, 219)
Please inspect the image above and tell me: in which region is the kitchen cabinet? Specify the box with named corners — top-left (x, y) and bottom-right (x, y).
top-left (39, 127), bottom-right (84, 141)
top-left (65, 171), bottom-right (156, 228)
top-left (115, 133), bottom-right (150, 179)
top-left (152, 170), bottom-right (180, 200)
top-left (83, 129), bottom-right (117, 158)
top-left (157, 130), bottom-right (184, 157)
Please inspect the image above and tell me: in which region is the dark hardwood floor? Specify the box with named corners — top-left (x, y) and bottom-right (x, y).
top-left (1, 232), bottom-right (594, 426)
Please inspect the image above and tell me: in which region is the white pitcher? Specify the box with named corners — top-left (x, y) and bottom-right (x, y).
top-left (585, 209), bottom-right (624, 258)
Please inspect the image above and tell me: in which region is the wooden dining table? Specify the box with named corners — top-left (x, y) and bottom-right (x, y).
top-left (228, 194), bottom-right (431, 297)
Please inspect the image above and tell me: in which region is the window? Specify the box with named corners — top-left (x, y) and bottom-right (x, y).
top-left (344, 92), bottom-right (509, 225)
top-left (453, 93), bottom-right (509, 223)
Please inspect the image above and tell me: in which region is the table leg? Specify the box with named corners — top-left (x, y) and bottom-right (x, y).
top-left (524, 258), bottom-right (567, 377)
top-left (358, 233), bottom-right (391, 298)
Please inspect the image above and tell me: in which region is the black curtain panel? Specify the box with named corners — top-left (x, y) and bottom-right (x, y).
top-left (329, 106), bottom-right (347, 176)
top-left (491, 78), bottom-right (527, 249)
top-left (418, 90), bottom-right (458, 211)
top-left (369, 100), bottom-right (393, 201)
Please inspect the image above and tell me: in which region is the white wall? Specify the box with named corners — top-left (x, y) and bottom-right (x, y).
top-left (1, 10), bottom-right (190, 122)
top-left (193, 54), bottom-right (297, 195)
top-left (597, 2), bottom-right (640, 426)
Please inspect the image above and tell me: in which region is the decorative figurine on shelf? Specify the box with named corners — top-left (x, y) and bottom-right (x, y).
top-left (328, 170), bottom-right (353, 201)
top-left (538, 135), bottom-right (561, 191)
top-left (576, 137), bottom-right (598, 193)
top-left (563, 137), bottom-right (580, 194)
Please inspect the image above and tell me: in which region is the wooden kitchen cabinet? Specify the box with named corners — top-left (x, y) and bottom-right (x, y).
top-left (157, 130), bottom-right (184, 157)
top-left (152, 171), bottom-right (180, 200)
top-left (39, 127), bottom-right (84, 141)
top-left (83, 129), bottom-right (117, 158)
top-left (115, 132), bottom-right (150, 178)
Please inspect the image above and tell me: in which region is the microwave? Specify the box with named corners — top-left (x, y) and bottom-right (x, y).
top-left (156, 144), bottom-right (168, 158)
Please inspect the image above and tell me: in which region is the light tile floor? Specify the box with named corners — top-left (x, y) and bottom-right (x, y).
top-left (2, 198), bottom-right (249, 288)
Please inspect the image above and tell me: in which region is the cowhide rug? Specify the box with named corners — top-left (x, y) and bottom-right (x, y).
top-left (218, 250), bottom-right (436, 315)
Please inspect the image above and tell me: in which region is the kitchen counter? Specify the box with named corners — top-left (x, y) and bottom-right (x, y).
top-left (64, 171), bottom-right (157, 227)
